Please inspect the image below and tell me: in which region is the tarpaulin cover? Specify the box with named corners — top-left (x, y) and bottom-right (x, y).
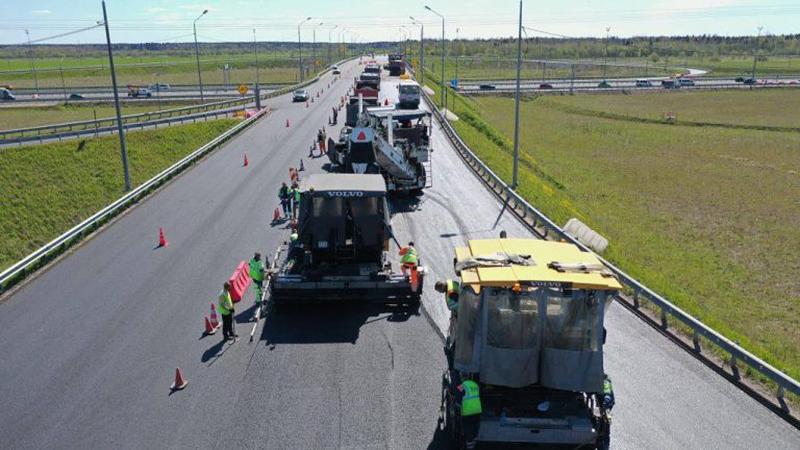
top-left (228, 261), bottom-right (251, 302)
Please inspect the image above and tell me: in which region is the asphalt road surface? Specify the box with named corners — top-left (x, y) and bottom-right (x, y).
top-left (0, 56), bottom-right (798, 449)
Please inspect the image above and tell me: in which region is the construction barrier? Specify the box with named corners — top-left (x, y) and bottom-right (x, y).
top-left (228, 261), bottom-right (251, 302)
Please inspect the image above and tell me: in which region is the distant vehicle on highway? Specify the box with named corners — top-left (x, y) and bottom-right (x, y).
top-left (68, 93), bottom-right (86, 100)
top-left (735, 76), bottom-right (745, 83)
top-left (0, 87), bottom-right (15, 101)
top-left (292, 89), bottom-right (309, 102)
top-left (597, 80), bottom-right (612, 88)
top-left (398, 79), bottom-right (421, 109)
top-left (539, 83), bottom-right (553, 90)
top-left (127, 86), bottom-right (152, 98)
top-left (635, 79), bottom-right (652, 87)
top-left (661, 79), bottom-right (680, 89)
top-left (478, 84), bottom-right (496, 90)
top-left (149, 83), bottom-right (171, 92)
top-left (678, 78), bottom-right (695, 87)
top-left (331, 65), bottom-right (341, 75)
top-left (742, 78), bottom-right (757, 85)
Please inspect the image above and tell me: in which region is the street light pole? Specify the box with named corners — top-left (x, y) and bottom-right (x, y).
top-left (59, 56), bottom-right (67, 101)
top-left (297, 17), bottom-right (312, 81)
top-left (424, 5), bottom-right (445, 107)
top-left (410, 17), bottom-right (424, 85)
top-left (602, 27), bottom-right (610, 81)
top-left (751, 26), bottom-right (764, 81)
top-left (253, 29), bottom-right (259, 87)
top-left (101, 1), bottom-right (130, 192)
top-left (312, 22), bottom-right (323, 73)
top-left (25, 30), bottom-right (39, 95)
top-left (193, 9), bottom-right (208, 103)
top-left (512, 0), bottom-right (522, 189)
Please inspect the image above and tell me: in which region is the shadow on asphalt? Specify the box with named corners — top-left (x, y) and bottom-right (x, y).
top-left (258, 302), bottom-right (420, 346)
top-left (390, 195), bottom-right (423, 214)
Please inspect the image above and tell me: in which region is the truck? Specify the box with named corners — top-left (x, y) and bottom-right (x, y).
top-left (441, 238), bottom-right (621, 449)
top-left (328, 106), bottom-right (432, 195)
top-left (387, 54), bottom-right (406, 76)
top-left (268, 173), bottom-right (424, 305)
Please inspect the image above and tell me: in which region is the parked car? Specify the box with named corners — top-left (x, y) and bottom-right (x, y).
top-left (292, 89), bottom-right (309, 102)
top-left (149, 83), bottom-right (171, 92)
top-left (538, 83), bottom-right (554, 90)
top-left (0, 87), bottom-right (16, 101)
top-left (597, 80), bottom-right (612, 88)
top-left (742, 78), bottom-right (757, 85)
top-left (68, 93), bottom-right (86, 100)
top-left (635, 79), bottom-right (652, 87)
top-left (478, 84), bottom-right (496, 90)
top-left (678, 78), bottom-right (695, 86)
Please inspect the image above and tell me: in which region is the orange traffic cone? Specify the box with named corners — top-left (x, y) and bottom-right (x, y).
top-left (410, 266), bottom-right (420, 293)
top-left (204, 317), bottom-right (216, 335)
top-left (243, 153), bottom-right (249, 167)
top-left (286, 119), bottom-right (290, 127)
top-left (158, 227), bottom-right (168, 248)
top-left (272, 208), bottom-right (281, 223)
top-left (170, 367), bottom-right (189, 390)
top-left (384, 98), bottom-right (389, 106)
top-left (210, 304), bottom-right (220, 329)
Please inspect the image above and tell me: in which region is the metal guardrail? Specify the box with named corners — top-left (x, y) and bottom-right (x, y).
top-left (0, 60), bottom-right (346, 145)
top-left (0, 57), bottom-right (355, 291)
top-left (421, 90), bottom-right (800, 408)
top-left (461, 82), bottom-right (800, 95)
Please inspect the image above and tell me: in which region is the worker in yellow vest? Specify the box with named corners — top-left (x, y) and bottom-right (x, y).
top-left (457, 378), bottom-right (482, 449)
top-left (398, 242), bottom-right (420, 292)
top-left (249, 252), bottom-right (266, 306)
top-left (218, 282), bottom-right (237, 341)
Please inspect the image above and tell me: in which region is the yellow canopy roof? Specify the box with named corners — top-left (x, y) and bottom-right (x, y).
top-left (456, 238), bottom-right (622, 291)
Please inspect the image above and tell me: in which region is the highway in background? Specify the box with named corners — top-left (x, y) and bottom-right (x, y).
top-left (0, 56), bottom-right (797, 449)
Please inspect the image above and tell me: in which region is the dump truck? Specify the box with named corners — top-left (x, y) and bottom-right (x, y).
top-left (441, 238), bottom-right (621, 449)
top-left (387, 54), bottom-right (406, 76)
top-left (328, 107), bottom-right (432, 195)
top-left (269, 173), bottom-right (424, 305)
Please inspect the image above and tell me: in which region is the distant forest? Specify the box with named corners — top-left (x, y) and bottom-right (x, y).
top-left (1, 34), bottom-right (798, 60)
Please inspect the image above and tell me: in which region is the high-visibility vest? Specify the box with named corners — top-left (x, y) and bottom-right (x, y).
top-left (290, 231), bottom-right (299, 242)
top-left (446, 279), bottom-right (460, 311)
top-left (293, 189), bottom-right (301, 202)
top-left (218, 290), bottom-right (233, 316)
top-left (399, 246), bottom-right (418, 265)
top-left (460, 380), bottom-right (482, 416)
top-left (249, 258), bottom-right (264, 282)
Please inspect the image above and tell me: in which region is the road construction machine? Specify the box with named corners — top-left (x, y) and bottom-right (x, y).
top-left (328, 105), bottom-right (432, 195)
top-left (441, 238), bottom-right (621, 450)
top-left (269, 174), bottom-right (424, 305)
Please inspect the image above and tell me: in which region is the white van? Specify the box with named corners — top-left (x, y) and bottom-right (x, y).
top-left (398, 80), bottom-right (421, 109)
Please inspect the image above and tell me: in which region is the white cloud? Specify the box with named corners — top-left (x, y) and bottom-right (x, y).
top-left (146, 7), bottom-right (166, 13)
top-left (31, 9), bottom-right (52, 15)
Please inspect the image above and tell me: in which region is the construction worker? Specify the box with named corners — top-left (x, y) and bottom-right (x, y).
top-left (278, 182), bottom-right (291, 218)
top-left (434, 279), bottom-right (460, 313)
top-left (398, 242), bottom-right (418, 274)
top-left (218, 282), bottom-right (237, 341)
top-left (601, 374), bottom-right (615, 411)
top-left (290, 228), bottom-right (299, 243)
top-left (290, 182), bottom-right (301, 219)
top-left (456, 377), bottom-right (482, 449)
top-left (249, 252), bottom-right (266, 305)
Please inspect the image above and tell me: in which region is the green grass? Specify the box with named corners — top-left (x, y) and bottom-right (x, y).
top-left (543, 90), bottom-right (800, 129)
top-left (0, 118), bottom-right (239, 271)
top-left (433, 82), bottom-right (800, 381)
top-left (0, 102), bottom-right (198, 130)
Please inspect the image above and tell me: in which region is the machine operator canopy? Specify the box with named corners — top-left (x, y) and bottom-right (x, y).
top-left (303, 174), bottom-right (386, 197)
top-left (455, 239), bottom-right (623, 292)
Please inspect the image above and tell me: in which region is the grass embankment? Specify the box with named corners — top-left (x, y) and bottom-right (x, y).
top-left (0, 102), bottom-right (198, 130)
top-left (431, 83), bottom-right (800, 381)
top-left (0, 118), bottom-right (239, 271)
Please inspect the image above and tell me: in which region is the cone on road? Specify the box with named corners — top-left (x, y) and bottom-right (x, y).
top-left (308, 144), bottom-right (315, 158)
top-left (210, 304), bottom-right (220, 329)
top-left (204, 317), bottom-right (217, 335)
top-left (299, 159), bottom-right (305, 171)
top-left (272, 207), bottom-right (281, 223)
top-left (158, 227), bottom-right (168, 248)
top-left (170, 367), bottom-right (189, 391)
top-left (243, 153), bottom-right (249, 167)
top-left (286, 119), bottom-right (290, 127)
top-left (384, 98), bottom-right (389, 106)
top-left (306, 101), bottom-right (309, 108)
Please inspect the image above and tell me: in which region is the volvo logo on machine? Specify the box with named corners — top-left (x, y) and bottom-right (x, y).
top-left (326, 191), bottom-right (365, 198)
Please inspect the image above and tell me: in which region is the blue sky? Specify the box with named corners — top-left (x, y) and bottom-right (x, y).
top-left (2, 0), bottom-right (798, 45)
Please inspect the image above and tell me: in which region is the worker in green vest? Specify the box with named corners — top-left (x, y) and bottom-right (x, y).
top-left (290, 182), bottom-right (301, 220)
top-left (457, 378), bottom-right (482, 449)
top-left (290, 228), bottom-right (299, 243)
top-left (218, 282), bottom-right (237, 341)
top-left (398, 241), bottom-right (418, 274)
top-left (434, 279), bottom-right (460, 312)
top-left (249, 252), bottom-right (266, 305)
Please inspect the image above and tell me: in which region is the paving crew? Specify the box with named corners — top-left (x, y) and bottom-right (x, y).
top-left (290, 181), bottom-right (301, 219)
top-left (434, 279), bottom-right (460, 313)
top-left (290, 228), bottom-right (299, 243)
top-left (218, 282), bottom-right (237, 341)
top-left (456, 377), bottom-right (482, 449)
top-left (278, 182), bottom-right (291, 218)
top-left (249, 252), bottom-right (266, 305)
top-left (398, 242), bottom-right (418, 274)
top-left (601, 374), bottom-right (615, 411)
